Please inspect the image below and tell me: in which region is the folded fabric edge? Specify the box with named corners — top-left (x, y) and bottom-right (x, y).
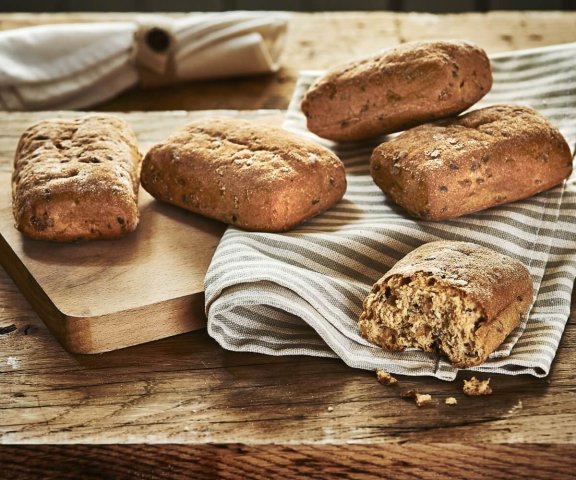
top-left (208, 277), bottom-right (560, 381)
top-left (206, 280), bottom-right (462, 381)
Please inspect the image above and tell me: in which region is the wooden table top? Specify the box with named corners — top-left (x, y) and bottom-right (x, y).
top-left (1, 11), bottom-right (576, 479)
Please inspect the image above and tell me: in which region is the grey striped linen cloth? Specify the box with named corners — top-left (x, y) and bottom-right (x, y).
top-left (205, 42), bottom-right (576, 381)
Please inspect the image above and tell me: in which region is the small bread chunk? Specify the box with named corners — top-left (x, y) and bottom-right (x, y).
top-left (301, 40), bottom-right (492, 141)
top-left (401, 389), bottom-right (434, 407)
top-left (445, 397), bottom-right (458, 405)
top-left (359, 241), bottom-right (533, 368)
top-left (463, 377), bottom-right (492, 396)
top-left (370, 104), bottom-right (572, 221)
top-left (140, 117), bottom-right (347, 232)
top-left (12, 115), bottom-right (142, 242)
top-left (375, 369), bottom-right (398, 386)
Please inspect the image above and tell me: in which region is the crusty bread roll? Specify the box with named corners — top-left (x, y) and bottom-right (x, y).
top-left (370, 104), bottom-right (573, 221)
top-left (140, 117), bottom-right (347, 232)
top-left (12, 115), bottom-right (142, 242)
top-left (301, 40), bottom-right (492, 142)
top-left (359, 241), bottom-right (533, 368)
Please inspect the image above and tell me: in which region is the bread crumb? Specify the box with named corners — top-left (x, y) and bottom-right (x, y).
top-left (463, 376), bottom-right (492, 396)
top-left (415, 393), bottom-right (433, 407)
top-left (400, 389), bottom-right (434, 407)
top-left (327, 406), bottom-right (334, 412)
top-left (445, 397), bottom-right (458, 406)
top-left (416, 393), bottom-right (432, 407)
top-left (375, 368), bottom-right (398, 386)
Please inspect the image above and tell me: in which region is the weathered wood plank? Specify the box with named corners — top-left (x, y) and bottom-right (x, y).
top-left (0, 444), bottom-right (575, 479)
top-left (1, 277), bottom-right (575, 443)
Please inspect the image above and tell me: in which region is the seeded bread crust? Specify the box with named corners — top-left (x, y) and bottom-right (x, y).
top-left (12, 115), bottom-right (142, 242)
top-left (140, 117), bottom-right (347, 232)
top-left (301, 40), bottom-right (492, 142)
top-left (359, 241), bottom-right (533, 368)
top-left (370, 104), bottom-right (573, 221)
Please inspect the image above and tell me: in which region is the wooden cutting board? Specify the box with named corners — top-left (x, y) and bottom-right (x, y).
top-left (0, 110), bottom-right (282, 354)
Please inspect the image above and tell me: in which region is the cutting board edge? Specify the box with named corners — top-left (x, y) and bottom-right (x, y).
top-left (61, 292), bottom-right (207, 354)
top-left (1, 232), bottom-right (207, 354)
top-left (1, 230), bottom-right (69, 340)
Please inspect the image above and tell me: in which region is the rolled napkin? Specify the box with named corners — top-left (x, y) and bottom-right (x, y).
top-left (206, 42), bottom-right (576, 381)
top-left (0, 11), bottom-right (289, 111)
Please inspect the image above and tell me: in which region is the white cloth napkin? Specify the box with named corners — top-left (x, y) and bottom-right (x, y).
top-left (0, 11), bottom-right (290, 111)
top-left (206, 42), bottom-right (576, 381)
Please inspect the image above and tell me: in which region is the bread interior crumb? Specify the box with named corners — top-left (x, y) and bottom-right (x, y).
top-left (363, 272), bottom-right (486, 366)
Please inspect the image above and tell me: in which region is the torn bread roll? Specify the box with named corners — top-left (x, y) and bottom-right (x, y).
top-left (359, 241), bottom-right (533, 368)
top-left (12, 115), bottom-right (142, 242)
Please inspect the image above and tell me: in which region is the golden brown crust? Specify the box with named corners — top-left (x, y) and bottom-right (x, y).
top-left (301, 40), bottom-right (492, 142)
top-left (359, 241), bottom-right (533, 368)
top-left (140, 117), bottom-right (347, 232)
top-left (469, 298), bottom-right (531, 370)
top-left (378, 241), bottom-right (533, 321)
top-left (370, 104), bottom-right (573, 221)
top-left (12, 115), bottom-right (142, 242)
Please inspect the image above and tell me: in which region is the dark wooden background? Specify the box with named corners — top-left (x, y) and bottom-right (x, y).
top-left (1, 0), bottom-right (575, 12)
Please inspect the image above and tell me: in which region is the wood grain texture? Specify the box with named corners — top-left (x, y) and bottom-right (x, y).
top-left (0, 111), bottom-right (281, 353)
top-left (0, 282), bottom-right (575, 444)
top-left (0, 12), bottom-right (575, 112)
top-left (1, 444), bottom-right (576, 480)
top-left (1, 10), bottom-right (576, 478)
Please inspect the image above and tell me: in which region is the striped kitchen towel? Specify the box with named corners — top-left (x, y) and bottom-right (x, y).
top-left (205, 42), bottom-right (576, 381)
